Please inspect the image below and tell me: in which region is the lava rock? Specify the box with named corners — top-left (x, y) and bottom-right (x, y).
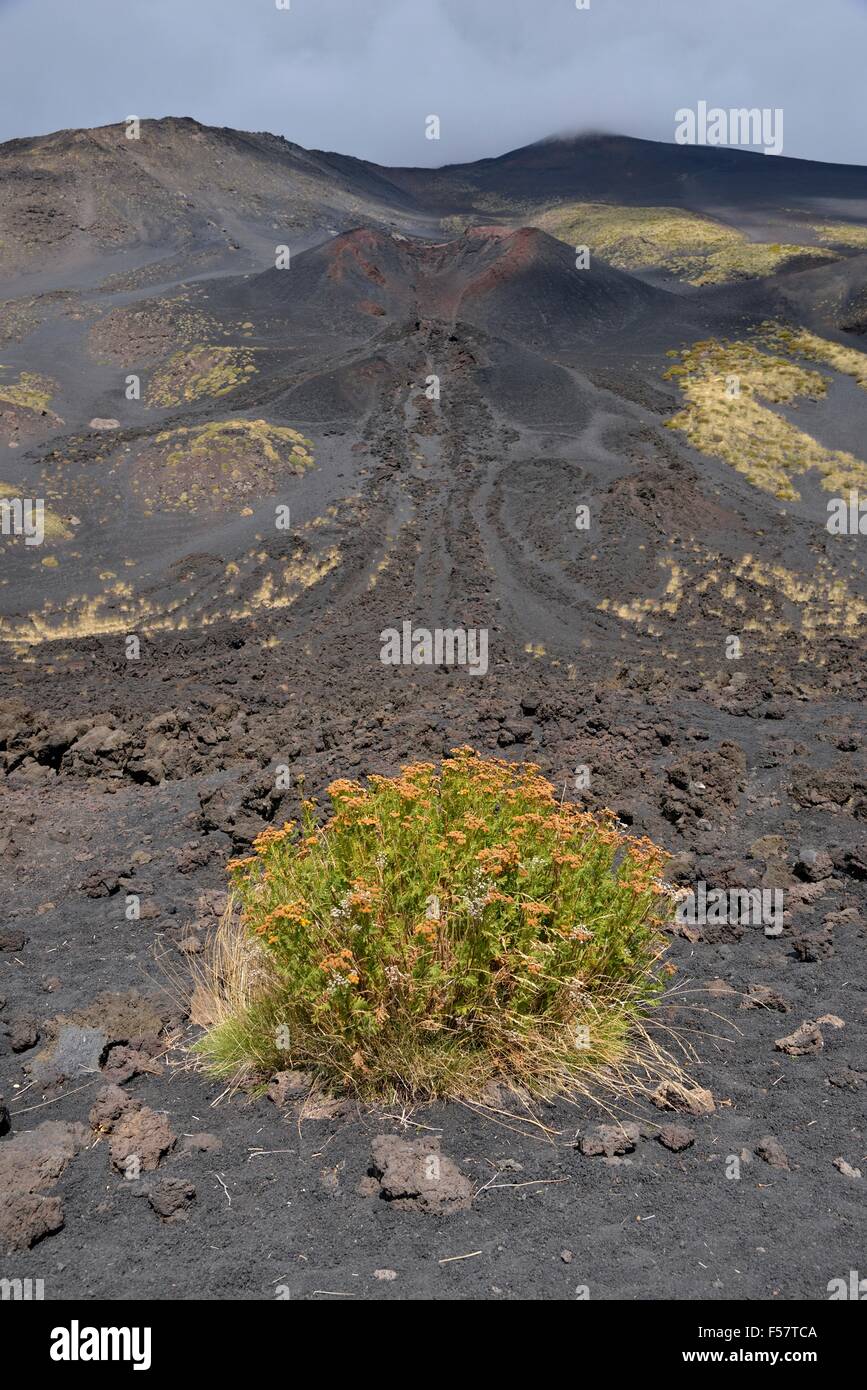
top-left (657, 1124), bottom-right (694, 1152)
top-left (0, 1120), bottom-right (88, 1251)
top-left (31, 1023), bottom-right (105, 1083)
top-left (579, 1122), bottom-right (642, 1157)
top-left (6, 1016), bottom-right (39, 1053)
top-left (775, 1020), bottom-right (824, 1056)
top-left (89, 1084), bottom-right (140, 1133)
top-left (267, 1071), bottom-right (311, 1106)
top-left (740, 984), bottom-right (791, 1012)
top-left (651, 1081), bottom-right (715, 1116)
top-left (833, 1157), bottom-right (862, 1180)
top-left (794, 848), bottom-right (833, 882)
top-left (110, 1106), bottom-right (176, 1173)
top-left (755, 1136), bottom-right (790, 1169)
top-left (147, 1176), bottom-right (196, 1222)
top-left (360, 1136), bottom-right (472, 1212)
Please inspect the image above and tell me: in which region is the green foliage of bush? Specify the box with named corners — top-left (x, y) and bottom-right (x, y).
top-left (198, 749), bottom-right (674, 1100)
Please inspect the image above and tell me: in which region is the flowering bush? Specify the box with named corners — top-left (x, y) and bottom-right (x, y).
top-left (199, 748), bottom-right (674, 1099)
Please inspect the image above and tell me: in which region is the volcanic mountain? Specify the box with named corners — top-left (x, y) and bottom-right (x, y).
top-left (227, 223), bottom-right (672, 349)
top-left (1, 116), bottom-right (865, 659)
top-left (3, 118), bottom-right (866, 287)
top-left (389, 131), bottom-right (867, 213)
top-left (0, 116), bottom-right (426, 282)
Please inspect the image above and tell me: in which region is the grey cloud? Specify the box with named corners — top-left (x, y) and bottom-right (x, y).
top-left (0, 0), bottom-right (864, 165)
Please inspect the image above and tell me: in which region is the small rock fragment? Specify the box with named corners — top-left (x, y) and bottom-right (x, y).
top-left (101, 1043), bottom-right (163, 1084)
top-left (361, 1135), bottom-right (472, 1212)
top-left (833, 1157), bottom-right (861, 1180)
top-left (0, 1120), bottom-right (88, 1251)
top-left (267, 1070), bottom-right (311, 1106)
top-left (89, 1083), bottom-right (139, 1133)
top-left (579, 1122), bottom-right (641, 1157)
top-left (651, 1081), bottom-right (715, 1116)
top-left (740, 984), bottom-right (791, 1012)
top-left (794, 849), bottom-right (833, 882)
top-left (826, 1068), bottom-right (866, 1091)
top-left (7, 1016), bottom-right (39, 1053)
top-left (147, 1176), bottom-right (196, 1222)
top-left (775, 1020), bottom-right (824, 1056)
top-left (110, 1106), bottom-right (175, 1173)
top-left (792, 927), bottom-right (834, 962)
top-left (657, 1124), bottom-right (694, 1152)
top-left (755, 1136), bottom-right (790, 1170)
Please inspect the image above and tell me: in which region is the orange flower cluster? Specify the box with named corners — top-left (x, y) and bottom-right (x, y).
top-left (484, 888), bottom-right (515, 906)
top-left (253, 901), bottom-right (311, 936)
top-left (320, 947), bottom-right (360, 985)
top-left (476, 843), bottom-right (521, 876)
top-left (399, 761), bottom-right (437, 780)
top-left (252, 821), bottom-right (297, 852)
top-left (226, 854), bottom-right (256, 873)
top-left (521, 900), bottom-right (553, 920)
top-left (617, 836), bottom-right (668, 896)
top-left (326, 779), bottom-right (365, 798)
top-left (551, 850), bottom-right (585, 870)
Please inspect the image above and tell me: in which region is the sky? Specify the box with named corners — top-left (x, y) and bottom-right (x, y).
top-left (0, 0), bottom-right (865, 166)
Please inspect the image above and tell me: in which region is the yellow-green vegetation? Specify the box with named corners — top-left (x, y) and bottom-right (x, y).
top-left (0, 532), bottom-right (339, 645)
top-left (440, 214), bottom-right (475, 235)
top-left (87, 296), bottom-right (220, 365)
top-left (0, 482), bottom-right (72, 541)
top-left (813, 222), bottom-right (867, 249)
top-left (663, 327), bottom-right (867, 499)
top-left (135, 419), bottom-right (313, 512)
top-left (195, 748), bottom-right (674, 1101)
top-left (533, 203), bottom-right (834, 284)
top-left (687, 242), bottom-right (834, 286)
top-left (0, 369), bottom-right (56, 412)
top-left (157, 419), bottom-right (312, 468)
top-left (763, 323), bottom-right (867, 390)
top-left (146, 345), bottom-right (257, 407)
top-left (600, 544), bottom-right (867, 646)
